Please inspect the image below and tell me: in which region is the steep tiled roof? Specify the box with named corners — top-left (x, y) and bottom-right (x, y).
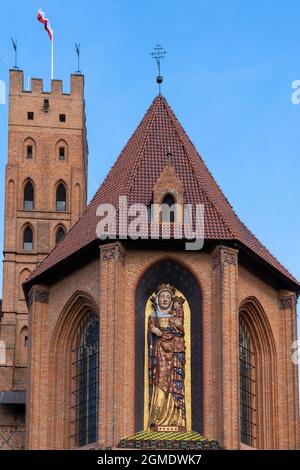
top-left (27, 95), bottom-right (299, 288)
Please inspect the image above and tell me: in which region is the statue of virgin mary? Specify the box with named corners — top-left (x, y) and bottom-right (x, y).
top-left (147, 284), bottom-right (186, 431)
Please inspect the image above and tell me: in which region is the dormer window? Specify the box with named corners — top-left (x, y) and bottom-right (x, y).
top-left (153, 160), bottom-right (184, 225)
top-left (161, 193), bottom-right (176, 223)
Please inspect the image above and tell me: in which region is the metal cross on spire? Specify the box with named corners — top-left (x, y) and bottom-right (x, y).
top-left (151, 44), bottom-right (167, 94)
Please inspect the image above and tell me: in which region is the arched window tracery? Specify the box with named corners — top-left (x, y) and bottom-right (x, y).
top-left (71, 311), bottom-right (99, 447)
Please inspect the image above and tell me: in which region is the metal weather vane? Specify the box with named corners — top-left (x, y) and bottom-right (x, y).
top-left (75, 43), bottom-right (81, 74)
top-left (11, 38), bottom-right (19, 70)
top-left (151, 44), bottom-right (167, 94)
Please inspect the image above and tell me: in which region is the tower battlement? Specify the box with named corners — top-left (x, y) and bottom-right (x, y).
top-left (9, 69), bottom-right (84, 97)
top-left (9, 69), bottom-right (85, 130)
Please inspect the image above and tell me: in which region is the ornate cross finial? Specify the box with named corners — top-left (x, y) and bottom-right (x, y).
top-left (151, 44), bottom-right (167, 94)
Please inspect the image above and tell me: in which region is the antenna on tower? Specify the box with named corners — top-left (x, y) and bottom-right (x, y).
top-left (75, 43), bottom-right (81, 74)
top-left (11, 38), bottom-right (19, 70)
top-left (151, 44), bottom-right (167, 94)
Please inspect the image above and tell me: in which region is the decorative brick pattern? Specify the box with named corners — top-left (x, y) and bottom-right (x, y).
top-left (101, 244), bottom-right (125, 264)
top-left (27, 287), bottom-right (49, 309)
top-left (0, 426), bottom-right (25, 450)
top-left (279, 295), bottom-right (295, 311)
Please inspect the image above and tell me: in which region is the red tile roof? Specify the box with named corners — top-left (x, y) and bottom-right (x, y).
top-left (27, 95), bottom-right (299, 289)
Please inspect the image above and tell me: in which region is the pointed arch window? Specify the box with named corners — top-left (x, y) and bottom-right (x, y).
top-left (72, 312), bottom-right (99, 447)
top-left (239, 315), bottom-right (257, 447)
top-left (56, 140), bottom-right (68, 162)
top-left (59, 146), bottom-right (65, 160)
top-left (24, 181), bottom-right (34, 210)
top-left (18, 326), bottom-right (29, 364)
top-left (24, 138), bottom-right (36, 160)
top-left (55, 226), bottom-right (65, 244)
top-left (23, 226), bottom-right (33, 251)
top-left (56, 183), bottom-right (67, 211)
top-left (27, 145), bottom-right (33, 159)
top-left (161, 193), bottom-right (176, 223)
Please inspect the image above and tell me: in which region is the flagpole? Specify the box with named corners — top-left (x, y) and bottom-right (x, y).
top-left (51, 30), bottom-right (54, 80)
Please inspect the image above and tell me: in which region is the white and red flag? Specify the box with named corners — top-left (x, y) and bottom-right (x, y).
top-left (37, 9), bottom-right (53, 41)
top-left (37, 8), bottom-right (54, 78)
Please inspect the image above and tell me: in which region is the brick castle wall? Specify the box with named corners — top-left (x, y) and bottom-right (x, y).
top-left (26, 245), bottom-right (299, 449)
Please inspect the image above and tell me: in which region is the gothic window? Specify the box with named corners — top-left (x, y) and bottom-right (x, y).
top-left (56, 183), bottom-right (67, 211)
top-left (18, 326), bottom-right (29, 364)
top-left (56, 140), bottom-right (68, 162)
top-left (23, 225), bottom-right (33, 251)
top-left (27, 145), bottom-right (33, 159)
top-left (55, 226), bottom-right (65, 244)
top-left (24, 138), bottom-right (36, 160)
top-left (59, 146), bottom-right (65, 160)
top-left (160, 193), bottom-right (176, 223)
top-left (239, 315), bottom-right (257, 447)
top-left (24, 181), bottom-right (34, 210)
top-left (72, 312), bottom-right (99, 447)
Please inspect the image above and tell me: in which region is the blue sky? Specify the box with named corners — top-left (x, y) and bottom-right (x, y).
top-left (0, 0), bottom-right (300, 296)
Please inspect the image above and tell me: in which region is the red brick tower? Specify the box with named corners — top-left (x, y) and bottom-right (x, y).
top-left (0, 69), bottom-right (88, 449)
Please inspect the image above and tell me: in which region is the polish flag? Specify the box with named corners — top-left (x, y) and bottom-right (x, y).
top-left (37, 9), bottom-right (53, 41)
